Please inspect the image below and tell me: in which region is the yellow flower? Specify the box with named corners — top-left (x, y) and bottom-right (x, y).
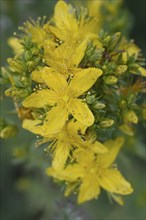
top-left (47, 137), bottom-right (133, 204)
top-left (22, 17), bottom-right (48, 46)
top-left (45, 0), bottom-right (98, 43)
top-left (43, 40), bottom-right (88, 77)
top-left (23, 67), bottom-right (102, 133)
top-left (22, 119), bottom-right (107, 170)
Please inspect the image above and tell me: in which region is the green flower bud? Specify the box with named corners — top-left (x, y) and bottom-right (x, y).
top-left (119, 99), bottom-right (127, 109)
top-left (123, 110), bottom-right (138, 124)
top-left (86, 94), bottom-right (96, 104)
top-left (104, 75), bottom-right (118, 85)
top-left (104, 36), bottom-right (111, 44)
top-left (119, 123), bottom-right (134, 136)
top-left (99, 119), bottom-right (114, 128)
top-left (24, 51), bottom-right (32, 61)
top-left (0, 125), bottom-right (18, 139)
top-left (115, 65), bottom-right (127, 75)
top-left (7, 58), bottom-right (23, 73)
top-left (5, 87), bottom-right (31, 98)
top-left (93, 101), bottom-right (106, 109)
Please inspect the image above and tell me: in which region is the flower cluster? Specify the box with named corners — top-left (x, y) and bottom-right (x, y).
top-left (2, 0), bottom-right (146, 204)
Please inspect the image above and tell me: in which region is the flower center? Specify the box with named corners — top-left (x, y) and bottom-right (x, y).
top-left (62, 94), bottom-right (70, 103)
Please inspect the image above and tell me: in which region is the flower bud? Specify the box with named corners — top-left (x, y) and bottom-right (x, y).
top-left (138, 67), bottom-right (146, 77)
top-left (86, 94), bottom-right (96, 104)
top-left (115, 65), bottom-right (127, 75)
top-left (119, 123), bottom-right (134, 136)
top-left (7, 58), bottom-right (23, 73)
top-left (93, 101), bottom-right (105, 109)
top-left (123, 110), bottom-right (138, 124)
top-left (0, 125), bottom-right (18, 139)
top-left (104, 75), bottom-right (118, 85)
top-left (99, 119), bottom-right (114, 128)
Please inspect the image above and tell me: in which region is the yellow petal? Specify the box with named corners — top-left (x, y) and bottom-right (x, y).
top-left (32, 69), bottom-right (44, 83)
top-left (66, 119), bottom-right (87, 135)
top-left (68, 68), bottom-right (102, 97)
top-left (92, 141), bottom-right (108, 154)
top-left (61, 164), bottom-right (84, 182)
top-left (41, 67), bottom-right (68, 93)
top-left (48, 26), bottom-right (65, 41)
top-left (68, 98), bottom-right (94, 126)
top-left (52, 142), bottom-right (69, 170)
top-left (138, 67), bottom-right (146, 77)
top-left (22, 89), bottom-right (57, 108)
top-left (47, 163), bottom-right (84, 182)
top-left (54, 0), bottom-right (69, 24)
top-left (99, 168), bottom-right (134, 195)
top-left (72, 40), bottom-right (88, 67)
top-left (78, 176), bottom-right (101, 204)
top-left (98, 137), bottom-right (125, 167)
top-left (44, 105), bottom-right (68, 134)
top-left (22, 119), bottom-right (44, 135)
top-left (46, 167), bottom-right (65, 181)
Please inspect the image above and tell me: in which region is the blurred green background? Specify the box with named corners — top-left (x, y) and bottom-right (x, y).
top-left (0, 0), bottom-right (146, 220)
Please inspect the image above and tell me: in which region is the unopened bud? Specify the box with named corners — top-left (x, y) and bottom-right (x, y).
top-left (119, 99), bottom-right (127, 109)
top-left (123, 110), bottom-right (138, 124)
top-left (7, 58), bottom-right (23, 73)
top-left (104, 75), bottom-right (118, 85)
top-left (104, 36), bottom-right (111, 44)
top-left (0, 125), bottom-right (18, 139)
top-left (138, 67), bottom-right (146, 77)
top-left (115, 65), bottom-right (128, 75)
top-left (86, 94), bottom-right (96, 104)
top-left (99, 119), bottom-right (114, 128)
top-left (119, 123), bottom-right (134, 136)
top-left (93, 101), bottom-right (105, 109)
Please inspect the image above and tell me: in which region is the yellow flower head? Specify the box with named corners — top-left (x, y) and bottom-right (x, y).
top-left (43, 40), bottom-right (88, 77)
top-left (23, 67), bottom-right (102, 134)
top-left (22, 119), bottom-right (107, 170)
top-left (47, 137), bottom-right (133, 204)
top-left (21, 17), bottom-right (48, 46)
top-left (45, 0), bottom-right (99, 44)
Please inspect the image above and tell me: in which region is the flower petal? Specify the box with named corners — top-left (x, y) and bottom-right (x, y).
top-left (72, 40), bottom-right (88, 67)
top-left (61, 164), bottom-right (84, 182)
top-left (98, 137), bottom-right (125, 167)
top-left (22, 89), bottom-right (57, 108)
top-left (52, 142), bottom-right (69, 170)
top-left (67, 68), bottom-right (102, 97)
top-left (44, 105), bottom-right (68, 134)
top-left (22, 119), bottom-right (44, 135)
top-left (46, 163), bottom-right (84, 182)
top-left (78, 176), bottom-right (101, 204)
top-left (41, 67), bottom-right (68, 93)
top-left (32, 69), bottom-right (44, 83)
top-left (66, 119), bottom-right (87, 135)
top-left (68, 98), bottom-right (94, 126)
top-left (54, 0), bottom-right (70, 25)
top-left (92, 141), bottom-right (108, 154)
top-left (99, 168), bottom-right (134, 195)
